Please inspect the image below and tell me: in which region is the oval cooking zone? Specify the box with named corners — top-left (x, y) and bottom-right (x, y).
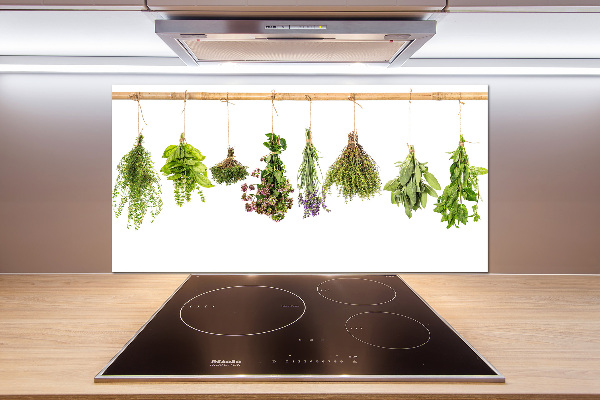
top-left (316, 277), bottom-right (397, 305)
top-left (345, 311), bottom-right (431, 350)
top-left (180, 285), bottom-right (306, 336)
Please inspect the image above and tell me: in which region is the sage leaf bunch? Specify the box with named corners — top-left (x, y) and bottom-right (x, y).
top-left (434, 135), bottom-right (488, 228)
top-left (241, 133), bottom-right (294, 222)
top-left (160, 133), bottom-right (213, 206)
top-left (384, 145), bottom-right (441, 218)
top-left (297, 127), bottom-right (330, 218)
top-left (112, 135), bottom-right (163, 230)
top-left (210, 147), bottom-right (248, 185)
top-left (324, 131), bottom-right (381, 202)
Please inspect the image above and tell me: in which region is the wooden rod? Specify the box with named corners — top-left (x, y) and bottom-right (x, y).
top-left (112, 92), bottom-right (488, 101)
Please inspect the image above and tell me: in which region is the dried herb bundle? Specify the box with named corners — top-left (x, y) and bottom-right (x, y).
top-left (160, 133), bottom-right (213, 206)
top-left (434, 135), bottom-right (488, 228)
top-left (210, 147), bottom-right (248, 185)
top-left (384, 145), bottom-right (441, 218)
top-left (242, 133), bottom-right (294, 222)
top-left (324, 131), bottom-right (381, 202)
top-left (112, 135), bottom-right (163, 230)
top-left (297, 127), bottom-right (330, 218)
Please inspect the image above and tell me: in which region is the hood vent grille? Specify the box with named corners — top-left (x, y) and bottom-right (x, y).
top-left (182, 39), bottom-right (409, 63)
top-left (157, 20), bottom-right (436, 67)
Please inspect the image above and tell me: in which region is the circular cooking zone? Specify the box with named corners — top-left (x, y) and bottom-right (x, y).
top-left (345, 311), bottom-right (431, 350)
top-left (316, 278), bottom-right (397, 305)
top-left (180, 286), bottom-right (306, 336)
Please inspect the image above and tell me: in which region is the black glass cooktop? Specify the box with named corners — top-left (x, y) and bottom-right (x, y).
top-left (95, 274), bottom-right (504, 382)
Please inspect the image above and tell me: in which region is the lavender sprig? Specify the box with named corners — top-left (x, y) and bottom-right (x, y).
top-left (297, 127), bottom-right (330, 218)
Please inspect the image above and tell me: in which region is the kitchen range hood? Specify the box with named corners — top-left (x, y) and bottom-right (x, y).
top-left (155, 20), bottom-right (436, 67)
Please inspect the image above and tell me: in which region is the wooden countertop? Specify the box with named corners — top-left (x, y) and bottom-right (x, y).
top-left (0, 274), bottom-right (598, 400)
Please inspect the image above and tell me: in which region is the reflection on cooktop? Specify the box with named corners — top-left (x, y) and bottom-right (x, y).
top-left (95, 274), bottom-right (504, 382)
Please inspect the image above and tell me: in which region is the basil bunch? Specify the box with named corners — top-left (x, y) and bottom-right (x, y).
top-left (324, 132), bottom-right (381, 202)
top-left (160, 134), bottom-right (213, 206)
top-left (210, 147), bottom-right (248, 185)
top-left (384, 146), bottom-right (440, 218)
top-left (112, 135), bottom-right (163, 230)
top-left (434, 135), bottom-right (488, 228)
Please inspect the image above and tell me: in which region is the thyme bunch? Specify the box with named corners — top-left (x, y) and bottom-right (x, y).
top-left (210, 147), bottom-right (248, 185)
top-left (112, 135), bottom-right (163, 230)
top-left (324, 131), bottom-right (381, 202)
top-left (241, 133), bottom-right (294, 222)
top-left (384, 145), bottom-right (441, 218)
top-left (160, 133), bottom-right (213, 206)
top-left (297, 128), bottom-right (330, 218)
top-left (433, 135), bottom-right (488, 228)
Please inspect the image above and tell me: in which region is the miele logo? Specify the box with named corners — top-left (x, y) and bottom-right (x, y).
top-left (210, 359), bottom-right (242, 367)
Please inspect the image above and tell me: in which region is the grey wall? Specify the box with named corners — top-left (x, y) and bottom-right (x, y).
top-left (0, 73), bottom-right (599, 274)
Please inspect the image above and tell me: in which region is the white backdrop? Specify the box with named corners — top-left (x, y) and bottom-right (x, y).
top-left (112, 84), bottom-right (488, 273)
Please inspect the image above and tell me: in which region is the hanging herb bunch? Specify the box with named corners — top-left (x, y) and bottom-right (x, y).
top-left (210, 98), bottom-right (248, 185)
top-left (112, 98), bottom-right (163, 230)
top-left (324, 131), bottom-right (381, 202)
top-left (434, 101), bottom-right (488, 228)
top-left (298, 127), bottom-right (330, 218)
top-left (211, 147), bottom-right (248, 185)
top-left (384, 145), bottom-right (441, 218)
top-left (160, 95), bottom-right (213, 206)
top-left (242, 132), bottom-right (294, 222)
top-left (324, 97), bottom-right (380, 202)
top-left (297, 98), bottom-right (330, 218)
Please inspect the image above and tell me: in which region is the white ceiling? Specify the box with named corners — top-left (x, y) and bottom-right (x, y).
top-left (0, 10), bottom-right (599, 60)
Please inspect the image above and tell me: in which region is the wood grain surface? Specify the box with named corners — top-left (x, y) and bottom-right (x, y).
top-left (0, 274), bottom-right (598, 400)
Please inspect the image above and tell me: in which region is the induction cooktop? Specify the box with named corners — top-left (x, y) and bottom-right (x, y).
top-left (95, 274), bottom-right (504, 382)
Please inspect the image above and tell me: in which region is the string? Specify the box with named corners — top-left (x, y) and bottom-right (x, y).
top-left (219, 93), bottom-right (235, 148)
top-left (131, 93), bottom-right (146, 144)
top-left (458, 95), bottom-right (464, 136)
top-left (348, 93), bottom-right (362, 133)
top-left (408, 88), bottom-right (413, 146)
top-left (305, 95), bottom-right (312, 130)
top-left (181, 90), bottom-right (187, 143)
top-left (458, 96), bottom-right (465, 146)
top-left (305, 95), bottom-right (313, 144)
top-left (271, 90), bottom-right (278, 133)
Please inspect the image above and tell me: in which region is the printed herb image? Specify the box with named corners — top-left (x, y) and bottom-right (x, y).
top-left (160, 133), bottom-right (213, 206)
top-left (297, 127), bottom-right (330, 218)
top-left (210, 147), bottom-right (248, 185)
top-left (112, 134), bottom-right (163, 230)
top-left (384, 145), bottom-right (441, 218)
top-left (324, 131), bottom-right (381, 202)
top-left (433, 134), bottom-right (488, 228)
top-left (241, 132), bottom-right (294, 222)
top-left (210, 97), bottom-right (248, 186)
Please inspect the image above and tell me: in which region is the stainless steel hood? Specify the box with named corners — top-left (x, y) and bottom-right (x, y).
top-left (155, 20), bottom-right (436, 67)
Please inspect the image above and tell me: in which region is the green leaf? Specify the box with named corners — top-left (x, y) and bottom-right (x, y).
top-left (414, 162), bottom-right (421, 184)
top-left (421, 192), bottom-right (427, 208)
top-left (399, 165), bottom-right (412, 186)
top-left (464, 188), bottom-right (477, 202)
top-left (470, 166), bottom-right (488, 176)
top-left (423, 171), bottom-right (441, 190)
top-left (407, 179), bottom-right (417, 204)
top-left (162, 145), bottom-right (177, 158)
top-left (383, 178), bottom-right (398, 191)
top-left (404, 202), bottom-right (412, 218)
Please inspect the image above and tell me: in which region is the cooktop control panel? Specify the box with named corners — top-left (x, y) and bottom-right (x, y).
top-left (95, 274), bottom-right (504, 382)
